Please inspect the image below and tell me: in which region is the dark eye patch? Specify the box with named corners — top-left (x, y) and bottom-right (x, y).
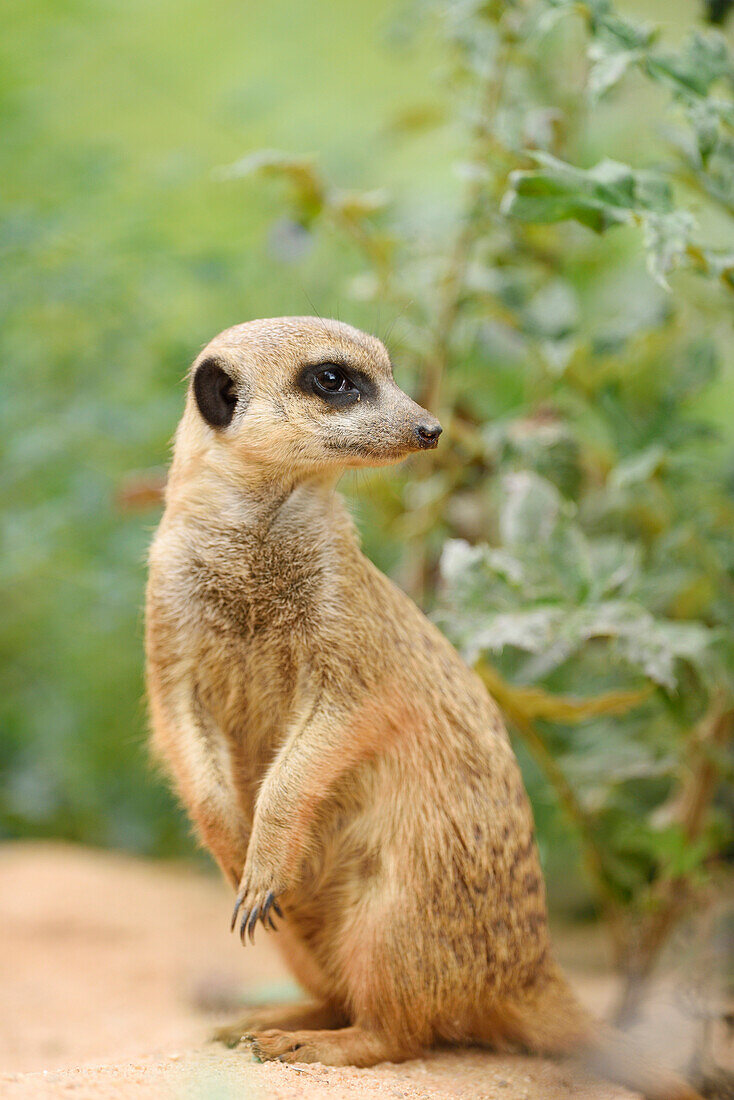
top-left (193, 357), bottom-right (241, 429)
top-left (296, 361), bottom-right (377, 407)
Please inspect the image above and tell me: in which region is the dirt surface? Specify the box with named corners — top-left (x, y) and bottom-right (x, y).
top-left (0, 841), bottom-right (689, 1099)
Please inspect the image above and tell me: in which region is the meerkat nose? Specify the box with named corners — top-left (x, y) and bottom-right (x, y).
top-left (415, 421), bottom-right (443, 448)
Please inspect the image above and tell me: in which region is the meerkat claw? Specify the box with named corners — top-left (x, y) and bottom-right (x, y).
top-left (230, 891), bottom-right (245, 932)
top-left (260, 890), bottom-right (277, 928)
top-left (231, 891), bottom-right (283, 943)
top-left (239, 910), bottom-right (251, 944)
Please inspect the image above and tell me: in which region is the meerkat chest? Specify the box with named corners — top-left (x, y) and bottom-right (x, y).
top-left (148, 507), bottom-right (330, 819)
top-left (184, 524), bottom-right (324, 642)
top-left (150, 608), bottom-right (291, 831)
top-left (181, 622), bottom-right (300, 803)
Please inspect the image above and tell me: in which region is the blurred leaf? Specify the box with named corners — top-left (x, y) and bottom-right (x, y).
top-left (524, 279), bottom-right (580, 339)
top-left (688, 244), bottom-right (734, 286)
top-left (499, 470), bottom-right (564, 546)
top-left (219, 149), bottom-right (325, 221)
top-left (642, 209), bottom-right (696, 289)
top-left (646, 31), bottom-right (734, 100)
top-left (440, 470), bottom-right (721, 690)
top-left (586, 538), bottom-right (641, 600)
top-left (330, 188), bottom-right (390, 220)
top-left (502, 154), bottom-right (674, 234)
top-left (587, 41), bottom-right (641, 101)
top-left (502, 152), bottom-right (721, 287)
top-left (609, 446), bottom-right (665, 489)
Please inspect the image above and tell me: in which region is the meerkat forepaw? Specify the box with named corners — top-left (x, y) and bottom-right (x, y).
top-left (230, 885), bottom-right (283, 944)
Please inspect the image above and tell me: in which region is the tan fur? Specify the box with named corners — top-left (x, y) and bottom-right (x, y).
top-left (145, 317), bottom-right (701, 1096)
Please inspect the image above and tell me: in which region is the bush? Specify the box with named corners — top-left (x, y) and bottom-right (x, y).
top-left (229, 0), bottom-right (734, 1014)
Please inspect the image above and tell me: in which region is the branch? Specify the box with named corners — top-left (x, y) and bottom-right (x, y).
top-left (476, 660), bottom-right (628, 958)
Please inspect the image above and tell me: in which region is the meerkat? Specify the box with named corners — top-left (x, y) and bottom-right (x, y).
top-left (145, 317), bottom-right (701, 1099)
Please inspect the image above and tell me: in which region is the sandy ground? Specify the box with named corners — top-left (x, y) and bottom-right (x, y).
top-left (0, 841), bottom-right (707, 1100)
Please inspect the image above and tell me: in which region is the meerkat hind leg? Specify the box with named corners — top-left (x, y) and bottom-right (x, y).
top-left (212, 1000), bottom-right (346, 1048)
top-left (248, 1025), bottom-right (417, 1067)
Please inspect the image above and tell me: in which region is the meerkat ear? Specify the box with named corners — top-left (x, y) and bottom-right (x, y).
top-left (192, 358), bottom-right (240, 429)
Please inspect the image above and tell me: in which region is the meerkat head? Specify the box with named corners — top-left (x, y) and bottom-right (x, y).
top-left (184, 316), bottom-right (442, 482)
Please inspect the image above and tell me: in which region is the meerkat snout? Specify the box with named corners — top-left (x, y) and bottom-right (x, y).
top-left (414, 420), bottom-right (443, 448)
top-left (184, 316), bottom-right (441, 479)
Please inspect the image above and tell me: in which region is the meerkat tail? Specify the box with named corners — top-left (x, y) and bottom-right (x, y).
top-left (492, 966), bottom-right (702, 1100)
top-left (581, 1024), bottom-right (703, 1100)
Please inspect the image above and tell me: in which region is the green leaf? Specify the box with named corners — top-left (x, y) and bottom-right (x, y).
top-left (587, 41), bottom-right (641, 102)
top-left (688, 245), bottom-right (734, 287)
top-left (609, 446), bottom-right (666, 490)
top-left (502, 154), bottom-right (674, 233)
top-left (441, 532), bottom-right (719, 690)
top-left (502, 154), bottom-right (702, 287)
top-left (472, 607), bottom-right (565, 658)
top-left (588, 604), bottom-right (718, 689)
top-left (440, 538), bottom-right (487, 589)
top-left (687, 99), bottom-right (727, 163)
top-left (499, 470), bottom-right (564, 547)
top-left (586, 538), bottom-right (641, 600)
top-left (646, 31), bottom-right (734, 100)
top-left (642, 209), bottom-right (696, 290)
top-left (539, 1), bottom-right (654, 99)
top-left (541, 0), bottom-right (653, 51)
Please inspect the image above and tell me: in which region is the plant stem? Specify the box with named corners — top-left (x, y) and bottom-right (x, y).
top-left (418, 33), bottom-right (511, 417)
top-left (476, 661), bottom-right (628, 960)
top-left (405, 28), bottom-right (513, 602)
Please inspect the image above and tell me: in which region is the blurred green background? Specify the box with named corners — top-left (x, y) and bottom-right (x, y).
top-left (1, 0), bottom-right (455, 854)
top-left (1, 0), bottom-right (732, 885)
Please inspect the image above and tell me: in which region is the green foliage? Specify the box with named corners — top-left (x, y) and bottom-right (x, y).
top-left (439, 472), bottom-right (724, 693)
top-left (0, 0), bottom-right (446, 855)
top-left (234, 0), bottom-right (734, 986)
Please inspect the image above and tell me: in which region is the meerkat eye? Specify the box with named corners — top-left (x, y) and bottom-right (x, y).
top-left (313, 366), bottom-right (356, 396)
top-left (296, 362), bottom-right (367, 406)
